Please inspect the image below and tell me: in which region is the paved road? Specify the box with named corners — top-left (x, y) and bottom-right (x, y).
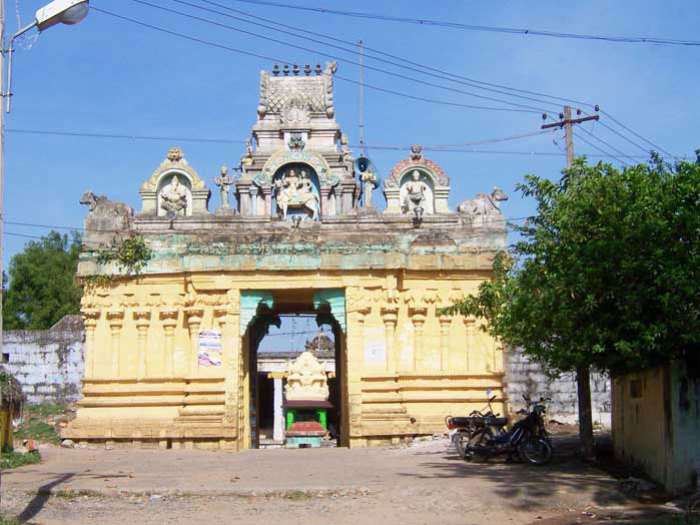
top-left (1, 437), bottom-right (640, 525)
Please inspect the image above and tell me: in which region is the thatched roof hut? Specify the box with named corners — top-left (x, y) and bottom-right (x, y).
top-left (0, 367), bottom-right (25, 417)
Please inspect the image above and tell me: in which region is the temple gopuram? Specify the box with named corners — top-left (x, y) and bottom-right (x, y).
top-left (66, 62), bottom-right (509, 450)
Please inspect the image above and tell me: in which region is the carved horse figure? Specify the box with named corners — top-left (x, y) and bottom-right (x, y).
top-left (457, 187), bottom-right (509, 217)
top-left (274, 170), bottom-right (320, 221)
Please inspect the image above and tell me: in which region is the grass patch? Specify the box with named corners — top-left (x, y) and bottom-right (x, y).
top-left (0, 516), bottom-right (21, 525)
top-left (15, 420), bottom-right (60, 445)
top-left (0, 450), bottom-right (40, 469)
top-left (14, 403), bottom-right (68, 445)
top-left (25, 403), bottom-right (67, 418)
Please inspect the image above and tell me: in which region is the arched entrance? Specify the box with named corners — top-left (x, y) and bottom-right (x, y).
top-left (239, 288), bottom-right (348, 449)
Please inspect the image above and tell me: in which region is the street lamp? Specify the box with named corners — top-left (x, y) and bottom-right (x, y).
top-left (0, 0), bottom-right (89, 356)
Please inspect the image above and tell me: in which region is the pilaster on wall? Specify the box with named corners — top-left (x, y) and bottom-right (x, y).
top-left (408, 306), bottom-right (427, 372)
top-left (133, 309), bottom-right (151, 380)
top-left (106, 310), bottom-right (125, 377)
top-left (380, 306), bottom-right (398, 373)
top-left (184, 308), bottom-right (204, 376)
top-left (438, 314), bottom-right (452, 372)
top-left (159, 309), bottom-right (179, 378)
top-left (82, 309), bottom-right (101, 380)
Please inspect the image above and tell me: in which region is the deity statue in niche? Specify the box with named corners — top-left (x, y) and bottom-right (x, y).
top-left (285, 351), bottom-right (329, 401)
top-left (159, 175), bottom-right (189, 216)
top-left (274, 167), bottom-right (320, 220)
top-left (401, 170), bottom-right (429, 214)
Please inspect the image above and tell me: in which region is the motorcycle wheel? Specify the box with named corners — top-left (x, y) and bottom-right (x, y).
top-left (517, 437), bottom-right (552, 465)
top-left (463, 428), bottom-right (493, 462)
top-left (452, 431), bottom-right (469, 458)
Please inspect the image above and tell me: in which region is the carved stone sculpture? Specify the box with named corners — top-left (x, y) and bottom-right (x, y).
top-left (284, 351), bottom-right (329, 401)
top-left (274, 168), bottom-right (319, 220)
top-left (214, 165), bottom-right (235, 210)
top-left (401, 170), bottom-right (428, 214)
top-left (159, 175), bottom-right (189, 216)
top-left (457, 187), bottom-right (509, 220)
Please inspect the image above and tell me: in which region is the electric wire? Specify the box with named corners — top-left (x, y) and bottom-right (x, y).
top-left (92, 7), bottom-right (541, 114)
top-left (124, 0), bottom-right (550, 114)
top-left (220, 0), bottom-right (700, 47)
top-left (95, 4), bottom-right (678, 157)
top-left (577, 126), bottom-right (631, 166)
top-left (5, 125), bottom-right (650, 158)
top-left (194, 0), bottom-right (592, 110)
top-left (167, 0), bottom-right (564, 112)
top-left (600, 111), bottom-right (676, 159)
top-left (575, 134), bottom-right (628, 167)
top-left (111, 3), bottom-right (677, 158)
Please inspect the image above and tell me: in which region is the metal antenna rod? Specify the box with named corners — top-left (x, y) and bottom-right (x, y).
top-left (358, 39), bottom-right (366, 156)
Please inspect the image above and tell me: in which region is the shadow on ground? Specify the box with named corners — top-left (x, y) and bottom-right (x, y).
top-left (398, 433), bottom-right (631, 511)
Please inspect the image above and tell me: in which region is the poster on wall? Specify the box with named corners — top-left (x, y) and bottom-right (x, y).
top-left (198, 330), bottom-right (222, 367)
top-left (364, 327), bottom-right (386, 365)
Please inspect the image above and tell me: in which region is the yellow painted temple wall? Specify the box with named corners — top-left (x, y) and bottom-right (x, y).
top-left (66, 269), bottom-right (506, 450)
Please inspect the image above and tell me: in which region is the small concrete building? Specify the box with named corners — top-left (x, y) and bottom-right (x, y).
top-left (612, 359), bottom-right (700, 494)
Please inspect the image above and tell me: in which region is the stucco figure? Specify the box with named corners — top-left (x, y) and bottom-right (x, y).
top-left (159, 176), bottom-right (189, 216)
top-left (284, 351), bottom-right (329, 402)
top-left (401, 170), bottom-right (428, 214)
top-left (457, 187), bottom-right (509, 220)
top-left (275, 168), bottom-right (319, 220)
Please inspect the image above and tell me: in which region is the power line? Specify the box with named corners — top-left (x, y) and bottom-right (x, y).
top-left (576, 133), bottom-right (628, 167)
top-left (194, 0), bottom-right (590, 110)
top-left (221, 0), bottom-right (700, 47)
top-left (110, 3), bottom-right (677, 158)
top-left (125, 0), bottom-right (550, 114)
top-left (5, 125), bottom-right (650, 158)
top-left (577, 126), bottom-right (630, 166)
top-left (93, 7), bottom-right (542, 114)
top-left (169, 0), bottom-right (564, 112)
top-left (600, 110), bottom-right (676, 160)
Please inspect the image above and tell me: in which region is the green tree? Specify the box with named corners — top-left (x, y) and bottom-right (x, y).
top-left (4, 231), bottom-right (82, 330)
top-left (444, 154), bottom-right (700, 458)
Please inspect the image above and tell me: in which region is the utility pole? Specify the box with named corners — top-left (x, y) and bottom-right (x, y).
top-left (542, 105), bottom-right (599, 461)
top-left (541, 105), bottom-right (599, 167)
top-left (358, 40), bottom-right (366, 157)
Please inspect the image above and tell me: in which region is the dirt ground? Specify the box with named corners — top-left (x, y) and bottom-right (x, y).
top-left (0, 435), bottom-right (686, 525)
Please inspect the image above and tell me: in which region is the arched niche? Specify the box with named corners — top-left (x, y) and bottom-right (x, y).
top-left (156, 171), bottom-right (193, 217)
top-left (399, 169), bottom-right (435, 214)
top-left (384, 147), bottom-right (451, 215)
top-left (139, 147), bottom-right (210, 216)
top-left (269, 162), bottom-right (322, 221)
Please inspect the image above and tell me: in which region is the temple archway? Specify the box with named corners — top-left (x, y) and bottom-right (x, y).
top-left (240, 288), bottom-right (347, 449)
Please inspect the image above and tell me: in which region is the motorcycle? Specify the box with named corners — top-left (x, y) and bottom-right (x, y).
top-left (446, 394), bottom-right (508, 458)
top-left (462, 395), bottom-right (552, 465)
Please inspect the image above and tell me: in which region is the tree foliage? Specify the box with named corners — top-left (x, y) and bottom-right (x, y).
top-left (443, 154), bottom-right (700, 376)
top-left (3, 231), bottom-right (82, 330)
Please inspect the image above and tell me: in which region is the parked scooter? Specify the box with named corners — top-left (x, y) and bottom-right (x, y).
top-left (462, 395), bottom-right (552, 465)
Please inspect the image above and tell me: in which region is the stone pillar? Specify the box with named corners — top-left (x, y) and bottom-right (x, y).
top-left (82, 309), bottom-right (100, 379)
top-left (438, 314), bottom-right (452, 372)
top-left (409, 307), bottom-right (427, 372)
top-left (160, 309), bottom-right (178, 377)
top-left (463, 316), bottom-right (475, 371)
top-left (134, 309), bottom-right (151, 380)
top-left (273, 377), bottom-right (284, 442)
top-left (219, 289), bottom-right (242, 449)
top-left (380, 306), bottom-right (398, 373)
top-left (340, 182), bottom-right (355, 214)
top-left (185, 308), bottom-right (204, 375)
top-left (237, 182), bottom-right (251, 215)
top-left (262, 186), bottom-right (272, 217)
top-left (106, 310), bottom-right (125, 377)
top-left (249, 185), bottom-right (259, 216)
top-left (318, 187), bottom-right (330, 217)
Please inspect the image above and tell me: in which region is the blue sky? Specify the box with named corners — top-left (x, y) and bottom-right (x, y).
top-left (4, 1), bottom-right (698, 295)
